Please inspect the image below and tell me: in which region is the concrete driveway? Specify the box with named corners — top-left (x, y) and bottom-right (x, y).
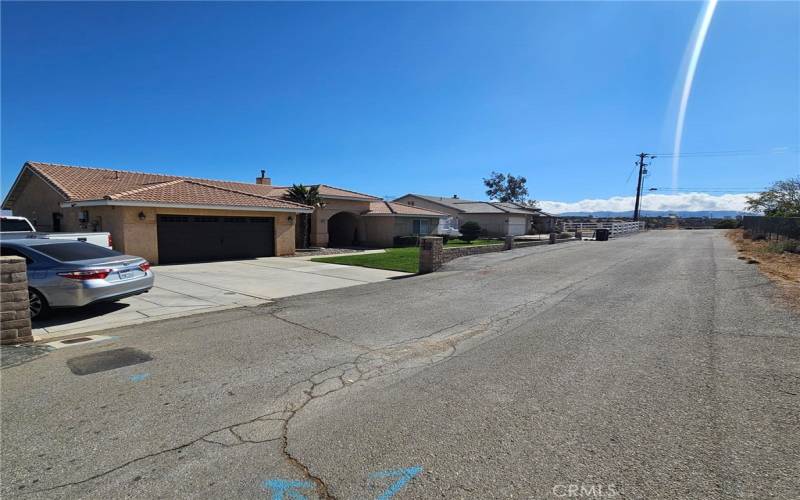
top-left (32, 253), bottom-right (406, 340)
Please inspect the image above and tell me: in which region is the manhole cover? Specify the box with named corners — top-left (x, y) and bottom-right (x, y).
top-left (66, 348), bottom-right (153, 376)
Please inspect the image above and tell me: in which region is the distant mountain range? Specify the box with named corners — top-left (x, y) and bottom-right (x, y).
top-left (557, 210), bottom-right (746, 218)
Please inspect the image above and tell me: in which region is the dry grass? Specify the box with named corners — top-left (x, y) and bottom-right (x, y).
top-left (727, 229), bottom-right (800, 309)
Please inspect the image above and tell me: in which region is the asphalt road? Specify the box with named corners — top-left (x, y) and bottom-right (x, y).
top-left (2, 230), bottom-right (798, 499)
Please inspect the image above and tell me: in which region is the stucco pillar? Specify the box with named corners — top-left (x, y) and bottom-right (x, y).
top-left (274, 214), bottom-right (297, 256)
top-left (356, 218), bottom-right (367, 246)
top-left (504, 235), bottom-right (515, 250)
top-left (310, 210), bottom-right (328, 248)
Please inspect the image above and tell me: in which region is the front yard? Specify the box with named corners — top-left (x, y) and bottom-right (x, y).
top-left (311, 239), bottom-right (499, 273)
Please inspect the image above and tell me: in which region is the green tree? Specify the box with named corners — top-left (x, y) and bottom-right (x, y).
top-left (459, 221), bottom-right (481, 243)
top-left (284, 184), bottom-right (324, 248)
top-left (483, 171), bottom-right (529, 203)
top-left (746, 177), bottom-right (800, 217)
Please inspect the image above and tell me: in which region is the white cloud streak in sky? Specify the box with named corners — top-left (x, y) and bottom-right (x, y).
top-left (538, 192), bottom-right (755, 214)
top-left (671, 0), bottom-right (719, 189)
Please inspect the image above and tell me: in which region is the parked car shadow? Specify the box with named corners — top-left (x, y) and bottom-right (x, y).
top-left (32, 302), bottom-right (132, 329)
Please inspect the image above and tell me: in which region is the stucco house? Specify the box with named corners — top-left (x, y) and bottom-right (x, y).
top-left (265, 184), bottom-right (446, 248)
top-left (2, 162), bottom-right (445, 264)
top-left (393, 194), bottom-right (556, 236)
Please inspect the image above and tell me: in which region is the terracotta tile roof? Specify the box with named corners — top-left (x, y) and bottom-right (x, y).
top-left (109, 179), bottom-right (310, 209)
top-left (316, 184), bottom-right (381, 200)
top-left (263, 187), bottom-right (291, 198)
top-left (21, 162), bottom-right (312, 211)
top-left (265, 184), bottom-right (380, 201)
top-left (364, 201), bottom-right (446, 217)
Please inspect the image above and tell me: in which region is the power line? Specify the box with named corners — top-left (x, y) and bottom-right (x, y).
top-left (651, 147), bottom-right (799, 158)
top-left (648, 189), bottom-right (760, 194)
top-left (652, 187), bottom-right (761, 191)
top-left (624, 163), bottom-right (638, 184)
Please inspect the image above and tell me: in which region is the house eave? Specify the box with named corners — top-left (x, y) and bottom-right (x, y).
top-left (2, 162), bottom-right (68, 210)
top-left (321, 194), bottom-right (380, 202)
top-left (59, 200), bottom-right (314, 213)
top-left (362, 213), bottom-right (445, 218)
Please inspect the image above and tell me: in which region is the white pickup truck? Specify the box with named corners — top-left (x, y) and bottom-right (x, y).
top-left (0, 215), bottom-right (112, 249)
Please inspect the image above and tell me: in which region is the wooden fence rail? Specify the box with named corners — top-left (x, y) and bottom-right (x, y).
top-left (560, 221), bottom-right (645, 238)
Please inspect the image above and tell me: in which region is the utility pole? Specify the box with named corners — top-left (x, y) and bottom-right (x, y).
top-left (633, 153), bottom-right (654, 221)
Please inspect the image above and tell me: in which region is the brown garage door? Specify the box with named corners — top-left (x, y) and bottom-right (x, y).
top-left (156, 215), bottom-right (275, 264)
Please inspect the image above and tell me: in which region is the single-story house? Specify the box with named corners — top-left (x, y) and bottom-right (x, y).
top-left (393, 194), bottom-right (557, 236)
top-left (265, 184), bottom-right (446, 248)
top-left (2, 162), bottom-right (445, 264)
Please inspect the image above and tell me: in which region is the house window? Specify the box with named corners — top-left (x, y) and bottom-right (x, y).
top-left (412, 219), bottom-right (430, 235)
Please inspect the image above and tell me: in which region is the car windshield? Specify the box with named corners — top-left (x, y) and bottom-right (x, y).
top-left (29, 242), bottom-right (121, 261)
top-left (0, 219), bottom-right (33, 232)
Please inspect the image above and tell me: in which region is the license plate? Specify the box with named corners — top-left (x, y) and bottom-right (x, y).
top-left (118, 270), bottom-right (132, 280)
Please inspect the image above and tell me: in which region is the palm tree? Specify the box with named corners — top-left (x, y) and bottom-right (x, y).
top-left (284, 184), bottom-right (324, 249)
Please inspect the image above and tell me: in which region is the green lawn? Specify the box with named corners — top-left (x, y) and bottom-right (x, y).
top-left (445, 238), bottom-right (498, 247)
top-left (310, 239), bottom-right (501, 273)
top-left (312, 247), bottom-right (421, 273)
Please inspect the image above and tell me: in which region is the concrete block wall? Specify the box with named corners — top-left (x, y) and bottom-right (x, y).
top-left (420, 237), bottom-right (575, 273)
top-left (1, 256), bottom-right (33, 345)
top-left (441, 243), bottom-right (504, 264)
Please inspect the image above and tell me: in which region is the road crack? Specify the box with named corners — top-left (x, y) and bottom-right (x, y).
top-left (22, 253), bottom-right (633, 497)
top-left (265, 308), bottom-right (373, 352)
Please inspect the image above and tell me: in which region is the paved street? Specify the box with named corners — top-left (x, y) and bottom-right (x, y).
top-left (2, 230), bottom-right (798, 499)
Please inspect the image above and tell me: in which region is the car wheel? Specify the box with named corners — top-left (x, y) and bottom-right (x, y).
top-left (28, 288), bottom-right (50, 320)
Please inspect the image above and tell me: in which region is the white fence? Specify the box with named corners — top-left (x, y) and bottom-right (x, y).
top-left (561, 221), bottom-right (645, 238)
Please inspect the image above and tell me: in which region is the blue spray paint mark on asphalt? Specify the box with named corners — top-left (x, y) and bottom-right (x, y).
top-left (370, 466), bottom-right (423, 500)
top-left (129, 373), bottom-right (150, 382)
top-left (261, 479), bottom-right (314, 500)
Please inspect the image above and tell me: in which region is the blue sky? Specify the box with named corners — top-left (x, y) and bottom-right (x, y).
top-left (2, 1), bottom-right (798, 212)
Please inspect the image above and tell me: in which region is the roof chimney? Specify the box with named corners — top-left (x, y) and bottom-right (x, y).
top-left (256, 169), bottom-right (271, 185)
top-left (452, 194), bottom-right (459, 199)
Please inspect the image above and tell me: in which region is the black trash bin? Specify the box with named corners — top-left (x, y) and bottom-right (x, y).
top-left (595, 228), bottom-right (609, 241)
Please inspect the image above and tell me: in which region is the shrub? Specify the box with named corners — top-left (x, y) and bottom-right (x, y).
top-left (558, 232), bottom-right (572, 239)
top-left (713, 219), bottom-right (740, 229)
top-left (765, 240), bottom-right (800, 254)
top-left (441, 235), bottom-right (451, 245)
top-left (393, 235), bottom-right (419, 247)
top-left (459, 221), bottom-right (481, 243)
